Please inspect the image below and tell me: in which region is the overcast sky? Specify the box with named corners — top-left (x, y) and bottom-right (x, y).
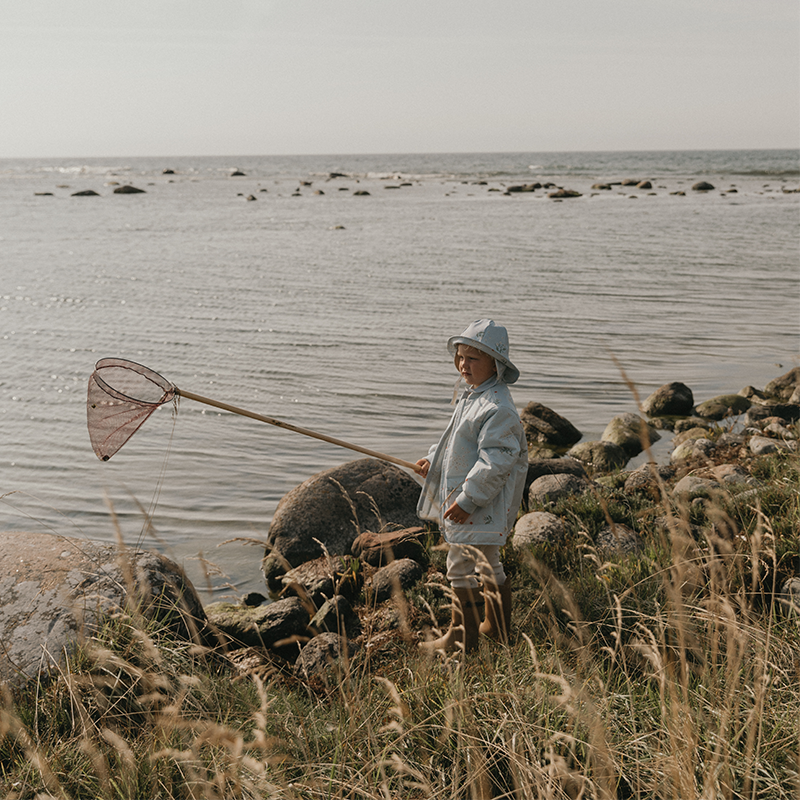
top-left (2, 0), bottom-right (798, 158)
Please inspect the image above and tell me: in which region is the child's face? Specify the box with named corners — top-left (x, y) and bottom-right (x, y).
top-left (455, 344), bottom-right (497, 387)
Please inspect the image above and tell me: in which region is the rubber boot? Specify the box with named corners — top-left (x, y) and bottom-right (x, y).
top-left (479, 581), bottom-right (512, 644)
top-left (420, 586), bottom-right (481, 654)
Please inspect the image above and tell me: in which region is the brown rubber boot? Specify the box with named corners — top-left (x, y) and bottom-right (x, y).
top-left (420, 586), bottom-right (481, 654)
top-left (479, 581), bottom-right (512, 643)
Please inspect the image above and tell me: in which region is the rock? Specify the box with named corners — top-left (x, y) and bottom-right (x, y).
top-left (506, 184), bottom-right (538, 193)
top-left (162, 168), bottom-right (175, 174)
top-left (623, 463), bottom-right (675, 496)
top-left (309, 596), bottom-right (361, 639)
top-left (262, 554), bottom-right (289, 593)
top-left (673, 417), bottom-right (712, 434)
top-left (34, 192), bottom-right (54, 196)
top-left (716, 432), bottom-right (746, 448)
top-left (674, 426), bottom-right (713, 446)
top-left (764, 367), bottom-right (800, 401)
top-left (523, 458), bottom-right (587, 505)
top-left (353, 190), bottom-right (371, 196)
top-left (641, 382), bottom-right (694, 417)
top-left (601, 413), bottom-right (661, 459)
top-left (351, 526), bottom-right (428, 567)
top-left (113, 185), bottom-right (146, 194)
top-left (246, 195), bottom-right (257, 201)
top-left (525, 457), bottom-right (588, 482)
top-left (280, 555), bottom-right (361, 606)
top-left (670, 191), bottom-right (686, 196)
top-left (745, 403), bottom-right (800, 426)
top-left (512, 512), bottom-right (567, 548)
top-left (548, 189), bottom-right (582, 198)
top-left (749, 436), bottom-right (791, 456)
top-left (231, 170), bottom-right (246, 177)
top-left (673, 475), bottom-right (718, 499)
top-left (778, 577), bottom-right (800, 618)
top-left (71, 189), bottom-right (100, 196)
top-left (528, 473), bottom-right (594, 506)
top-left (266, 459), bottom-right (422, 568)
top-left (370, 558), bottom-right (424, 603)
top-left (242, 592), bottom-right (268, 607)
top-left (711, 464), bottom-right (757, 487)
top-left (596, 524), bottom-right (643, 555)
top-left (636, 180), bottom-right (652, 189)
top-left (328, 172), bottom-right (347, 179)
top-left (521, 402), bottom-right (582, 451)
top-left (591, 183), bottom-right (612, 190)
top-left (566, 441), bottom-right (628, 474)
top-left (313, 190), bottom-right (325, 195)
top-left (763, 422), bottom-right (797, 439)
top-left (695, 394), bottom-right (751, 420)
top-left (293, 632), bottom-right (356, 680)
top-left (205, 596), bottom-right (309, 651)
top-left (692, 181), bottom-right (715, 191)
top-left (621, 179), bottom-right (640, 186)
top-left (0, 532), bottom-right (208, 687)
top-left (671, 437), bottom-right (716, 463)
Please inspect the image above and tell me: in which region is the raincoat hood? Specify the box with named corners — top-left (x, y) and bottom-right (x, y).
top-left (447, 319), bottom-right (520, 385)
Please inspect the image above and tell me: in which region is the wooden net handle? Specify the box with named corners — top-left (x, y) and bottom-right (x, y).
top-left (176, 389), bottom-right (423, 474)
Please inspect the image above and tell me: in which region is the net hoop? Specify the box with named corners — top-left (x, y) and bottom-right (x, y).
top-left (92, 358), bottom-right (176, 405)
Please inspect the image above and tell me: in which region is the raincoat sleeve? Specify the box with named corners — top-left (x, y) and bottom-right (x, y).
top-left (453, 405), bottom-right (525, 514)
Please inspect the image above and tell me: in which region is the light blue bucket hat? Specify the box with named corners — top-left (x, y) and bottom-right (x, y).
top-left (447, 319), bottom-right (520, 384)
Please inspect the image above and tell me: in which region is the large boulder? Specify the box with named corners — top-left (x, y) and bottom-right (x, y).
top-left (265, 459), bottom-right (422, 568)
top-left (0, 532), bottom-right (208, 687)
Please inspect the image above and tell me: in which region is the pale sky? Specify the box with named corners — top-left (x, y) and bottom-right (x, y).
top-left (2, 0), bottom-right (798, 158)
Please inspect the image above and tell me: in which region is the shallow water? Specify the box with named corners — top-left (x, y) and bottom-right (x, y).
top-left (1, 150), bottom-right (798, 598)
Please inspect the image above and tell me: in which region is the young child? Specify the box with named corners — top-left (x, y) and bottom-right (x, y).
top-left (416, 319), bottom-right (528, 653)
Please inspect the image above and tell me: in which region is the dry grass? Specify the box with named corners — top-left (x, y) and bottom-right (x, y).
top-left (1, 449), bottom-right (799, 799)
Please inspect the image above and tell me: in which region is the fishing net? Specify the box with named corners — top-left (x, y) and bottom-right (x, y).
top-left (87, 358), bottom-right (176, 461)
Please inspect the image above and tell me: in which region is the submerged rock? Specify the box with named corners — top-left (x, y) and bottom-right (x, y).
top-left (113, 185), bottom-right (146, 194)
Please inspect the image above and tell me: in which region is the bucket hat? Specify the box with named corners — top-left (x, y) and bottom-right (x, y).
top-left (447, 319), bottom-right (520, 384)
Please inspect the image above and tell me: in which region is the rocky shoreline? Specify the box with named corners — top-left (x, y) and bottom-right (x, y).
top-left (1, 367), bottom-right (798, 686)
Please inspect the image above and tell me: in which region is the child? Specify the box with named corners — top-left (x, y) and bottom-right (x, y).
top-left (416, 319), bottom-right (528, 653)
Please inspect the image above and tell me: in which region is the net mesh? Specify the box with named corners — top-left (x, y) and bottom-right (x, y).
top-left (87, 358), bottom-right (176, 460)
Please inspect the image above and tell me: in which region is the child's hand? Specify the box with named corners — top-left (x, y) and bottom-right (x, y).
top-left (444, 501), bottom-right (470, 524)
top-left (415, 459), bottom-right (430, 477)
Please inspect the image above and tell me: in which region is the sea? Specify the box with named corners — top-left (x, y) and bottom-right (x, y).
top-left (1, 149), bottom-right (798, 599)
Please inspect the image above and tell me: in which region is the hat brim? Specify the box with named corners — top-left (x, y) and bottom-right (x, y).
top-left (448, 336), bottom-right (520, 384)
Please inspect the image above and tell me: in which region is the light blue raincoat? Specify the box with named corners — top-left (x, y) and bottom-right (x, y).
top-left (417, 374), bottom-right (528, 546)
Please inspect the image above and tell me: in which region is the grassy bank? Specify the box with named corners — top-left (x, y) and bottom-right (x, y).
top-left (1, 445), bottom-right (799, 799)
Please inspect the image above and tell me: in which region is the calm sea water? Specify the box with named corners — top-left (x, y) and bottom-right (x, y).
top-left (1, 150), bottom-right (798, 597)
